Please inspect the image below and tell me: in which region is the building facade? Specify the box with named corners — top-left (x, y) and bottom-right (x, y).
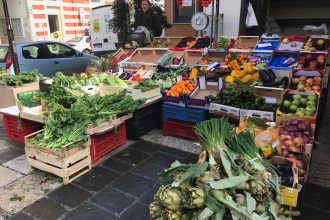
top-left (0, 0), bottom-right (112, 44)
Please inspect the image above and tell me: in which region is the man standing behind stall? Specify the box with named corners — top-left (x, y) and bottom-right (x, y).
top-left (134, 0), bottom-right (162, 37)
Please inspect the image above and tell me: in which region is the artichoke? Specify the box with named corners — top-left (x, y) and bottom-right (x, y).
top-left (162, 209), bottom-right (182, 220)
top-left (150, 201), bottom-right (164, 219)
top-left (182, 187), bottom-right (205, 209)
top-left (233, 193), bottom-right (246, 206)
top-left (196, 170), bottom-right (220, 187)
top-left (249, 180), bottom-right (268, 202)
top-left (159, 185), bottom-right (183, 211)
top-left (172, 171), bottom-right (191, 188)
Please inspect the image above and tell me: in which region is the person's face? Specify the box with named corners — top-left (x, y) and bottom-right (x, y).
top-left (141, 1), bottom-right (150, 13)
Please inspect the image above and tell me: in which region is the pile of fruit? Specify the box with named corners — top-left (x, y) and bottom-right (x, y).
top-left (303, 38), bottom-right (329, 51)
top-left (164, 81), bottom-right (196, 97)
top-left (281, 93), bottom-right (318, 117)
top-left (291, 75), bottom-right (322, 94)
top-left (220, 53), bottom-right (249, 66)
top-left (297, 53), bottom-right (326, 70)
top-left (225, 62), bottom-right (260, 85)
top-left (282, 37), bottom-right (298, 48)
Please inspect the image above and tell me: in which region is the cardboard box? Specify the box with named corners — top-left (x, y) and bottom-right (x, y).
top-left (252, 39), bottom-right (280, 53)
top-left (99, 85), bottom-right (120, 96)
top-left (268, 51), bottom-right (299, 78)
top-left (230, 36), bottom-right (259, 52)
top-left (209, 103), bottom-right (240, 119)
top-left (0, 82), bottom-right (39, 109)
top-left (277, 35), bottom-right (306, 52)
top-left (196, 50), bottom-right (226, 66)
top-left (301, 35), bottom-right (330, 53)
top-left (129, 85), bottom-right (161, 100)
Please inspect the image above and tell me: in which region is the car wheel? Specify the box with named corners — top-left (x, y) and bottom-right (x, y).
top-left (82, 49), bottom-right (91, 54)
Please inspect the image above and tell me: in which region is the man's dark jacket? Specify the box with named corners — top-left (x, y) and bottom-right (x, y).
top-left (134, 9), bottom-right (162, 37)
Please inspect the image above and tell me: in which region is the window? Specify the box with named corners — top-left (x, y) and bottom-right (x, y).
top-left (22, 45), bottom-right (47, 59)
top-left (91, 0), bottom-right (100, 2)
top-left (86, 37), bottom-right (91, 43)
top-left (46, 43), bottom-right (77, 58)
top-left (0, 47), bottom-right (9, 62)
top-left (173, 0), bottom-right (202, 23)
top-left (1, 18), bottom-right (24, 37)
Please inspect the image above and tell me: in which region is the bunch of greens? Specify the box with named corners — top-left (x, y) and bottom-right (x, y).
top-left (30, 90), bottom-right (144, 149)
top-left (16, 90), bottom-right (43, 107)
top-left (1, 69), bottom-right (42, 86)
top-left (150, 118), bottom-right (296, 220)
top-left (134, 79), bottom-right (157, 92)
top-left (153, 66), bottom-right (190, 91)
top-left (79, 73), bottom-right (128, 88)
top-left (210, 87), bottom-right (278, 112)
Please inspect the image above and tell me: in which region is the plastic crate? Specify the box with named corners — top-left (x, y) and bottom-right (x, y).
top-left (126, 101), bottom-right (162, 140)
top-left (3, 114), bottom-right (43, 142)
top-left (162, 104), bottom-right (210, 124)
top-left (162, 119), bottom-right (197, 141)
top-left (90, 123), bottom-right (126, 163)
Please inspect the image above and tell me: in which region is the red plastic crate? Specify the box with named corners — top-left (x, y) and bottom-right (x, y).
top-left (3, 114), bottom-right (43, 142)
top-left (162, 119), bottom-right (198, 141)
top-left (90, 123), bottom-right (126, 163)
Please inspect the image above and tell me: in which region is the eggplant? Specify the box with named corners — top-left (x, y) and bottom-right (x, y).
top-left (259, 69), bottom-right (270, 82)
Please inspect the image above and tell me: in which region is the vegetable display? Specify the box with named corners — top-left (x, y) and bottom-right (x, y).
top-left (258, 69), bottom-right (289, 88)
top-left (30, 91), bottom-right (144, 149)
top-left (221, 53), bottom-right (249, 66)
top-left (290, 75), bottom-right (322, 94)
top-left (150, 118), bottom-right (294, 220)
top-left (214, 37), bottom-right (236, 50)
top-left (225, 62), bottom-right (260, 85)
top-left (211, 87), bottom-right (278, 112)
top-left (153, 65), bottom-right (190, 91)
top-left (297, 53), bottom-right (326, 70)
top-left (0, 70), bottom-right (42, 86)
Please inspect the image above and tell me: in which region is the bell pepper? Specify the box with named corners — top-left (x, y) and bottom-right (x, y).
top-left (241, 74), bottom-right (253, 84)
top-left (230, 70), bottom-right (245, 78)
top-left (243, 62), bottom-right (254, 74)
top-left (252, 72), bottom-right (260, 79)
top-left (228, 60), bottom-right (241, 70)
top-left (225, 75), bottom-right (234, 84)
top-left (189, 68), bottom-right (199, 80)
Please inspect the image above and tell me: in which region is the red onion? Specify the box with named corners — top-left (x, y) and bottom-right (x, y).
top-left (290, 119), bottom-right (300, 126)
top-left (293, 132), bottom-right (303, 138)
top-left (279, 127), bottom-right (289, 135)
top-left (303, 129), bottom-right (313, 137)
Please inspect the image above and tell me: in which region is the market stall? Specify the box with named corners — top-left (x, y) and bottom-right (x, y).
top-left (0, 33), bottom-right (329, 219)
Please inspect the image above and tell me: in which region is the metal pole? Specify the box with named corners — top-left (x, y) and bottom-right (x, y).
top-left (210, 0), bottom-right (215, 46)
top-left (2, 0), bottom-right (20, 74)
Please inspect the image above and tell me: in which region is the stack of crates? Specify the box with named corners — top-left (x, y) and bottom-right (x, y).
top-left (162, 104), bottom-right (210, 140)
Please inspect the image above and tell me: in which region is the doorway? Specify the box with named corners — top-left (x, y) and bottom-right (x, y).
top-left (48, 15), bottom-right (59, 33)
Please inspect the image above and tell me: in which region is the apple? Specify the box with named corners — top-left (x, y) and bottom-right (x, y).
top-left (306, 105), bottom-right (316, 113)
top-left (300, 80), bottom-right (306, 86)
top-left (292, 78), bottom-right (300, 84)
top-left (304, 110), bottom-right (314, 116)
top-left (314, 81), bottom-right (321, 86)
top-left (306, 78), bottom-right (314, 85)
top-left (306, 54), bottom-right (314, 61)
top-left (296, 111), bottom-right (305, 117)
top-left (305, 86), bottom-right (312, 91)
top-left (312, 85), bottom-right (321, 91)
top-left (292, 99), bottom-right (301, 106)
top-left (314, 76), bottom-right (322, 83)
top-left (293, 94), bottom-right (302, 100)
top-left (283, 100), bottom-right (291, 108)
top-left (282, 38), bottom-right (289, 44)
top-left (299, 76), bottom-right (307, 81)
top-left (307, 95), bottom-right (317, 101)
top-left (317, 39), bottom-right (325, 46)
top-left (297, 84), bottom-right (305, 90)
top-left (307, 100), bottom-right (316, 106)
top-left (300, 98), bottom-right (308, 105)
top-left (309, 60), bottom-right (318, 70)
top-left (298, 60), bottom-right (306, 65)
top-left (290, 41), bottom-right (297, 47)
top-left (289, 105), bottom-right (298, 113)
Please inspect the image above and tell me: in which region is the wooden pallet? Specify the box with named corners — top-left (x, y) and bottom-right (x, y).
top-left (25, 130), bottom-right (92, 185)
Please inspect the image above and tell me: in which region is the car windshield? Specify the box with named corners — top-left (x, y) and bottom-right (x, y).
top-left (67, 37), bottom-right (83, 43)
top-left (0, 46), bottom-right (8, 62)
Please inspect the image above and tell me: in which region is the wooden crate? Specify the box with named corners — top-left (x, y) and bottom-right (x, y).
top-left (25, 130), bottom-right (92, 185)
top-left (0, 82), bottom-right (39, 108)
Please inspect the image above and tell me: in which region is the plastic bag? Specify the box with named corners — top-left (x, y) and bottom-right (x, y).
top-left (245, 2), bottom-right (258, 28)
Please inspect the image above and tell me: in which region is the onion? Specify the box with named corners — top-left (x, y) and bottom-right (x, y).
top-left (290, 119), bottom-right (300, 126)
top-left (286, 126), bottom-right (298, 132)
top-left (288, 146), bottom-right (302, 153)
top-left (282, 150), bottom-right (289, 157)
top-left (294, 137), bottom-right (305, 146)
top-left (296, 160), bottom-right (304, 169)
top-left (279, 127), bottom-right (289, 135)
top-left (303, 129), bottom-right (313, 137)
top-left (293, 132), bottom-right (303, 138)
top-left (284, 140), bottom-right (294, 147)
top-left (289, 132), bottom-right (296, 137)
top-left (297, 122), bottom-right (308, 131)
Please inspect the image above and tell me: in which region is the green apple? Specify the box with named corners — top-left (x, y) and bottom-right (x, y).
top-left (307, 100), bottom-right (316, 107)
top-left (292, 99), bottom-right (301, 106)
top-left (300, 98), bottom-right (308, 105)
top-left (297, 107), bottom-right (305, 113)
top-left (283, 100), bottom-right (291, 108)
top-left (306, 105), bottom-right (316, 113)
top-left (305, 110), bottom-right (314, 116)
top-left (289, 105), bottom-right (298, 113)
top-left (307, 95), bottom-right (317, 101)
top-left (296, 111), bottom-right (305, 117)
top-left (293, 94), bottom-right (302, 100)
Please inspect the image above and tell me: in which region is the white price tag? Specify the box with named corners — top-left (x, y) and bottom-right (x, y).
top-left (264, 96), bottom-right (277, 104)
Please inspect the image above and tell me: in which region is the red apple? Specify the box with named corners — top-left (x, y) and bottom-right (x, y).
top-left (312, 85), bottom-right (321, 91)
top-left (314, 81), bottom-right (321, 86)
top-left (299, 76), bottom-right (307, 81)
top-left (314, 76), bottom-right (322, 83)
top-left (290, 42), bottom-right (297, 47)
top-left (309, 60), bottom-right (318, 69)
top-left (305, 86), bottom-right (312, 91)
top-left (292, 78), bottom-right (300, 84)
top-left (306, 54), bottom-right (314, 61)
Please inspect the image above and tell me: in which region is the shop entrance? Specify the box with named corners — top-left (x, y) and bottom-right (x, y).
top-left (48, 15), bottom-right (59, 34)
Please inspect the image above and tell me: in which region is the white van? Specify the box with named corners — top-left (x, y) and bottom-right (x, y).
top-left (89, 5), bottom-right (118, 57)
